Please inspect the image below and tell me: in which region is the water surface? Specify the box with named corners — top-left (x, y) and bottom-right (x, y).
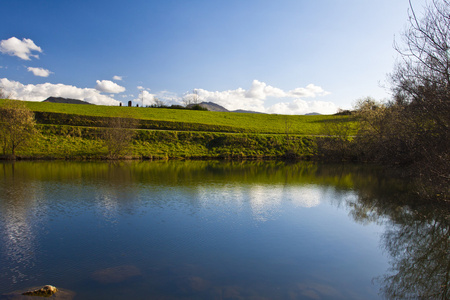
top-left (0, 161), bottom-right (447, 299)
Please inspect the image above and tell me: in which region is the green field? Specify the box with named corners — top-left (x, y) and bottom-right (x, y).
top-left (0, 99), bottom-right (356, 160)
top-left (5, 100), bottom-right (357, 135)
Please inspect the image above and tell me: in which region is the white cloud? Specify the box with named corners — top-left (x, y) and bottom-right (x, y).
top-left (156, 90), bottom-right (181, 103)
top-left (287, 84), bottom-right (330, 98)
top-left (133, 90), bottom-right (158, 106)
top-left (95, 80), bottom-right (125, 94)
top-left (245, 80), bottom-right (286, 99)
top-left (1, 78), bottom-right (334, 113)
top-left (0, 78), bottom-right (120, 105)
top-left (137, 86), bottom-right (152, 91)
top-left (180, 80), bottom-right (337, 114)
top-left (267, 99), bottom-right (338, 115)
top-left (0, 37), bottom-right (42, 60)
top-left (112, 75), bottom-right (122, 81)
top-left (27, 67), bottom-right (53, 77)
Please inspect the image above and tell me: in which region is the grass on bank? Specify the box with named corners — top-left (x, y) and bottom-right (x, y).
top-left (17, 124), bottom-right (318, 160)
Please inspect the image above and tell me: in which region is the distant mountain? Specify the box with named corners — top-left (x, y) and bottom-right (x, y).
top-left (191, 102), bottom-right (264, 114)
top-left (304, 112), bottom-right (321, 115)
top-left (43, 97), bottom-right (92, 105)
top-left (192, 102), bottom-right (229, 112)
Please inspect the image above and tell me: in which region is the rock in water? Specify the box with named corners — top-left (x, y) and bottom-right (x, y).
top-left (22, 285), bottom-right (58, 296)
top-left (1, 286), bottom-right (75, 300)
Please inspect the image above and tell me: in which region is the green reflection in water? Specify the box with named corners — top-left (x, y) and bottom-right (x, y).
top-left (0, 160), bottom-right (404, 189)
top-left (0, 161), bottom-right (448, 299)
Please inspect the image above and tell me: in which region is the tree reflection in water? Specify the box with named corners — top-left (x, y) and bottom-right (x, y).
top-left (343, 172), bottom-right (449, 300)
top-left (379, 208), bottom-right (449, 300)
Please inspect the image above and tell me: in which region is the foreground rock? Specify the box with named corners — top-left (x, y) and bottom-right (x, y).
top-left (22, 285), bottom-right (58, 297)
top-left (1, 285), bottom-right (75, 299)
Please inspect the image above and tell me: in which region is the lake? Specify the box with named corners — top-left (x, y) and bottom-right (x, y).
top-left (0, 161), bottom-right (448, 299)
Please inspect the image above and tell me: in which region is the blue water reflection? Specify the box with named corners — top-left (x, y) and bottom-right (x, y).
top-left (0, 161), bottom-right (441, 299)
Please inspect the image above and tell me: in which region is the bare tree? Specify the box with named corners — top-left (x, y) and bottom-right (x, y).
top-left (392, 0), bottom-right (450, 127)
top-left (102, 117), bottom-right (138, 159)
top-left (389, 0), bottom-right (450, 194)
top-left (151, 97), bottom-right (166, 108)
top-left (192, 90), bottom-right (200, 104)
top-left (182, 90), bottom-right (201, 107)
top-left (0, 100), bottom-right (38, 158)
top-left (393, 0), bottom-right (450, 92)
top-left (353, 97), bottom-right (389, 144)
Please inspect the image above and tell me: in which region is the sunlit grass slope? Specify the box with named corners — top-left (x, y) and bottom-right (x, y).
top-left (25, 124), bottom-right (318, 160)
top-left (4, 100), bottom-right (357, 135)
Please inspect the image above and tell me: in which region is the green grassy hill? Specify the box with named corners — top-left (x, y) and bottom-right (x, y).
top-left (9, 100), bottom-right (357, 135)
top-left (0, 99), bottom-right (356, 160)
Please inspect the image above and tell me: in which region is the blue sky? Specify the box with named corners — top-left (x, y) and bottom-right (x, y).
top-left (0, 0), bottom-right (427, 114)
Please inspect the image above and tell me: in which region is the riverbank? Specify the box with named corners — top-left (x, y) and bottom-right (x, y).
top-left (7, 124), bottom-right (319, 161)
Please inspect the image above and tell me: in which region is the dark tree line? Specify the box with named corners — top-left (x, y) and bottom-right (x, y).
top-left (320, 0), bottom-right (449, 200)
top-left (388, 0), bottom-right (450, 194)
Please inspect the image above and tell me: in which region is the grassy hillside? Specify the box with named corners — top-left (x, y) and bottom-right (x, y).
top-left (0, 99), bottom-right (356, 160)
top-left (2, 99), bottom-right (358, 135)
top-left (17, 124), bottom-right (317, 160)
